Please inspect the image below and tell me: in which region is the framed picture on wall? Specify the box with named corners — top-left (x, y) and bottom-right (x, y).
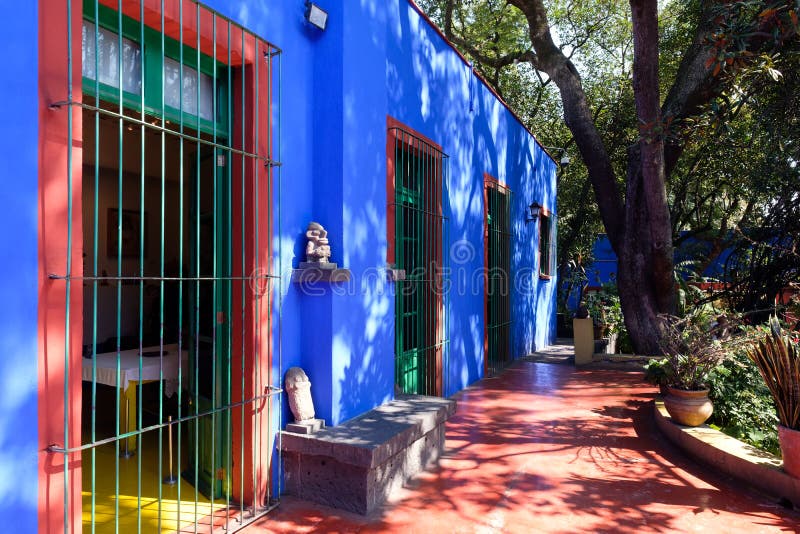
top-left (107, 208), bottom-right (147, 258)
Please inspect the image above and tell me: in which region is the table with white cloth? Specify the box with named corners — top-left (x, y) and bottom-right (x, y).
top-left (82, 344), bottom-right (188, 453)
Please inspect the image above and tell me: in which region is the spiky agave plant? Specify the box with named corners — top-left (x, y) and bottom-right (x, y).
top-left (745, 318), bottom-right (800, 430)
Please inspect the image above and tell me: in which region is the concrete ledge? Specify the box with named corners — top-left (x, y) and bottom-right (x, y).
top-left (281, 395), bottom-right (456, 514)
top-left (654, 398), bottom-right (800, 506)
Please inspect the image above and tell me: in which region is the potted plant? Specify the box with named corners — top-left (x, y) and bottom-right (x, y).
top-left (745, 317), bottom-right (800, 477)
top-left (658, 313), bottom-right (736, 427)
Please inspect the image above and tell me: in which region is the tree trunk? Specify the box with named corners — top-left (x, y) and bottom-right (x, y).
top-left (511, 0), bottom-right (676, 353)
top-left (621, 0), bottom-right (675, 354)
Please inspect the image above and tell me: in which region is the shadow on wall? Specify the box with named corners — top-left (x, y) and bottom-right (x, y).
top-left (385, 0), bottom-right (557, 392)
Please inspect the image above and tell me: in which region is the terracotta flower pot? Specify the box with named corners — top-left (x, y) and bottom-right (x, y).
top-left (663, 387), bottom-right (713, 427)
top-left (778, 425), bottom-right (800, 478)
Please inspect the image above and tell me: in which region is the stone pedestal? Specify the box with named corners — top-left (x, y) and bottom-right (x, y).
top-left (281, 395), bottom-right (456, 515)
top-left (573, 317), bottom-right (594, 365)
top-left (286, 418), bottom-right (326, 435)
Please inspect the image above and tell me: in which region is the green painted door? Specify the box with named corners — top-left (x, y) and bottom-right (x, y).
top-left (188, 147), bottom-right (230, 499)
top-left (395, 149), bottom-right (426, 394)
top-left (486, 185), bottom-right (512, 376)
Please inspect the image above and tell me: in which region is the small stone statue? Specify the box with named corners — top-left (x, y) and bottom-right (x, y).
top-left (285, 367), bottom-right (315, 422)
top-left (305, 222), bottom-right (332, 264)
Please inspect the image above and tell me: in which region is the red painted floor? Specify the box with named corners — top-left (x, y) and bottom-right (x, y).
top-left (246, 359), bottom-right (799, 533)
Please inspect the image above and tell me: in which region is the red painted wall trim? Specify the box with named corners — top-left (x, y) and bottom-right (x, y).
top-left (538, 206), bottom-right (553, 280)
top-left (38, 1), bottom-right (83, 532)
top-left (222, 27), bottom-right (274, 508)
top-left (406, 0), bottom-right (556, 165)
top-left (96, 0), bottom-right (279, 64)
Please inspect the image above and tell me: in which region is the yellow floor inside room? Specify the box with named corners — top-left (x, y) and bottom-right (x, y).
top-left (81, 426), bottom-right (237, 533)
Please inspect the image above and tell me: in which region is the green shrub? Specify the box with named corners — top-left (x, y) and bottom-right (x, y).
top-left (617, 327), bottom-right (635, 354)
top-left (707, 347), bottom-right (781, 455)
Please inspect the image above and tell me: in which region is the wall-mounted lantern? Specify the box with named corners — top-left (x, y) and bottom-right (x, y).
top-left (526, 202), bottom-right (541, 223)
top-left (305, 2), bottom-right (328, 30)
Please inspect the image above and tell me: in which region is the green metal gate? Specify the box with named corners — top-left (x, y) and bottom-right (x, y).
top-left (485, 180), bottom-right (512, 376)
top-left (47, 1), bottom-right (282, 531)
top-left (390, 126), bottom-right (449, 397)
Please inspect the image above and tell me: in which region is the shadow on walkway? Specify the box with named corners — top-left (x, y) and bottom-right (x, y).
top-left (247, 346), bottom-right (799, 533)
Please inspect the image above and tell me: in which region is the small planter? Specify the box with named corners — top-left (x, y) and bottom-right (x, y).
top-left (663, 387), bottom-right (713, 427)
top-left (778, 425), bottom-right (800, 478)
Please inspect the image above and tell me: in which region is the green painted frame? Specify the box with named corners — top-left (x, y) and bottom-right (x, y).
top-left (82, 2), bottom-right (229, 135)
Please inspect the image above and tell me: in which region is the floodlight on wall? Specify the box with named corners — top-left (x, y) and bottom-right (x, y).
top-left (305, 2), bottom-right (328, 30)
top-left (526, 202), bottom-right (541, 223)
top-left (544, 146), bottom-right (570, 169)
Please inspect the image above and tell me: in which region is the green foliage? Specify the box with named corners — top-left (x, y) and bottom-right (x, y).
top-left (616, 326), bottom-right (635, 354)
top-left (584, 283), bottom-right (623, 335)
top-left (643, 358), bottom-right (675, 388)
top-left (707, 347), bottom-right (781, 455)
top-left (417, 0), bottom-right (800, 343)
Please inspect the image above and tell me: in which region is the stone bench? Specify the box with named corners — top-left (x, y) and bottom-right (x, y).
top-left (280, 395), bottom-right (457, 514)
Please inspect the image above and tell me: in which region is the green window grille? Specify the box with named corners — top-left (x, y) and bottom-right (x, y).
top-left (485, 180), bottom-right (512, 377)
top-left (48, 1), bottom-right (282, 531)
top-left (390, 125), bottom-right (449, 397)
top-left (539, 209), bottom-right (556, 278)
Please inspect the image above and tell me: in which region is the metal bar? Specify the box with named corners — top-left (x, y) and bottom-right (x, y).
top-left (177, 0), bottom-right (185, 526)
top-left (276, 37), bottom-right (285, 503)
top-left (49, 100), bottom-right (281, 167)
top-left (254, 29), bottom-right (263, 516)
top-left (48, 274), bottom-right (278, 281)
top-left (241, 23), bottom-right (249, 521)
top-left (136, 0), bottom-right (146, 530)
top-left (114, 7), bottom-right (125, 534)
top-left (90, 1), bottom-right (101, 530)
top-left (48, 386), bottom-right (283, 453)
top-left (226, 18), bottom-right (236, 524)
top-left (193, 5), bottom-right (201, 525)
top-left (64, 0), bottom-right (74, 531)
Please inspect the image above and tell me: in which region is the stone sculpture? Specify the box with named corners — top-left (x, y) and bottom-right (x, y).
top-left (305, 221), bottom-right (332, 264)
top-left (285, 367), bottom-right (315, 422)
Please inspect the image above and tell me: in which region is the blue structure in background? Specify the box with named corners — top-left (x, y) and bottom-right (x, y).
top-left (1, 1), bottom-right (556, 526)
top-left (567, 233), bottom-right (735, 311)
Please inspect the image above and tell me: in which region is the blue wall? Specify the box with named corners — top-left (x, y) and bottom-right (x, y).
top-left (385, 2), bottom-right (558, 393)
top-left (4, 2), bottom-right (556, 524)
top-left (0, 1), bottom-right (39, 529)
top-left (211, 0), bottom-right (556, 426)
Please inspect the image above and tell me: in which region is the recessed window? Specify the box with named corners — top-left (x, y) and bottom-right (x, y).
top-left (163, 57), bottom-right (214, 121)
top-left (81, 20), bottom-right (142, 95)
top-left (539, 209), bottom-right (555, 279)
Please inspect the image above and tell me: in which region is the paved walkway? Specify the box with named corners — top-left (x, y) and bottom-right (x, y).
top-left (247, 346), bottom-right (799, 533)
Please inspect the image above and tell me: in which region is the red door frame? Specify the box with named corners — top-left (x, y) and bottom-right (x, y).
top-left (483, 174), bottom-right (511, 377)
top-left (386, 116), bottom-right (445, 396)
